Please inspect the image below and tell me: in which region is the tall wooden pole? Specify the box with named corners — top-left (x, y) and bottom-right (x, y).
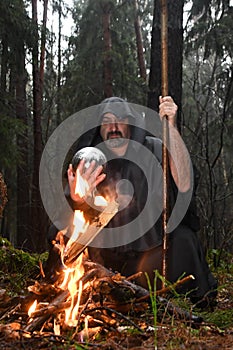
top-left (160, 0), bottom-right (169, 288)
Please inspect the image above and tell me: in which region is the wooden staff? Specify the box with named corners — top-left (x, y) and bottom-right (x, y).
top-left (160, 0), bottom-right (169, 288)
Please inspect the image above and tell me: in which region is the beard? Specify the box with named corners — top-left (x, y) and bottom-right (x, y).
top-left (105, 137), bottom-right (128, 149)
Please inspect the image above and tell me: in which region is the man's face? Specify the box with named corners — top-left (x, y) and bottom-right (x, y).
top-left (100, 113), bottom-right (131, 151)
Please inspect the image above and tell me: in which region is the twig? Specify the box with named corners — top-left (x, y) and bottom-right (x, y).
top-left (135, 275), bottom-right (195, 302)
top-left (24, 290), bottom-right (69, 332)
top-left (84, 306), bottom-right (144, 333)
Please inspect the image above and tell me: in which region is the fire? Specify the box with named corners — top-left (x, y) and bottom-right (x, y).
top-left (58, 252), bottom-right (85, 327)
top-left (28, 167), bottom-right (114, 331)
top-left (94, 195), bottom-right (107, 207)
top-left (28, 300), bottom-right (37, 318)
top-left (59, 168), bottom-right (110, 326)
top-left (65, 210), bottom-right (89, 251)
top-left (59, 209), bottom-right (87, 326)
top-left (75, 169), bottom-right (89, 197)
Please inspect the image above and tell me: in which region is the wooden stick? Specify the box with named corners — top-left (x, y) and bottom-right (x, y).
top-left (135, 274), bottom-right (195, 302)
top-left (63, 201), bottom-right (118, 266)
top-left (160, 0), bottom-right (169, 289)
top-left (24, 290), bottom-right (69, 332)
top-left (156, 274), bottom-right (195, 295)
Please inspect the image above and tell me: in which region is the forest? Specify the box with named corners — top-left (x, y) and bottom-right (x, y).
top-left (0, 0), bottom-right (232, 258)
top-left (0, 0), bottom-right (232, 348)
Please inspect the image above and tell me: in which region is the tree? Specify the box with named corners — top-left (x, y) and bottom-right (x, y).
top-left (60, 0), bottom-right (151, 114)
top-left (102, 0), bottom-right (113, 97)
top-left (30, 0), bottom-right (49, 252)
top-left (148, 0), bottom-right (184, 128)
top-left (183, 0), bottom-right (233, 261)
top-left (15, 39), bottom-right (31, 250)
top-left (0, 0), bottom-right (32, 248)
top-left (133, 0), bottom-right (147, 81)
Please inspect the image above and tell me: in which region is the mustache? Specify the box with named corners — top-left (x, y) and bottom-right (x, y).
top-left (107, 131), bottom-right (123, 139)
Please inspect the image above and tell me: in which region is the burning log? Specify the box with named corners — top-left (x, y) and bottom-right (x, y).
top-left (25, 290), bottom-right (69, 332)
top-left (63, 200), bottom-right (119, 266)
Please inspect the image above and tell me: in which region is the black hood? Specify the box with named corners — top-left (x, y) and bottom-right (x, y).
top-left (75, 97), bottom-right (147, 153)
top-left (98, 96), bottom-right (135, 120)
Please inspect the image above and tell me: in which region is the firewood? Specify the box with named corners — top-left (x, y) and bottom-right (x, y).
top-left (63, 201), bottom-right (118, 266)
top-left (83, 260), bottom-right (149, 297)
top-left (136, 274), bottom-right (195, 302)
top-left (28, 280), bottom-right (60, 296)
top-left (25, 258), bottom-right (202, 334)
top-left (28, 301), bottom-right (70, 319)
top-left (24, 290), bottom-right (69, 332)
top-left (0, 322), bottom-right (21, 340)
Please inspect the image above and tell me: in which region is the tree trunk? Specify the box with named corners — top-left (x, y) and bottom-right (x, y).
top-left (148, 0), bottom-right (184, 129)
top-left (39, 0), bottom-right (48, 92)
top-left (31, 0), bottom-right (48, 252)
top-left (133, 0), bottom-right (147, 81)
top-left (57, 0), bottom-right (62, 126)
top-left (0, 36), bottom-right (8, 94)
top-left (102, 2), bottom-right (113, 98)
top-left (15, 45), bottom-right (31, 250)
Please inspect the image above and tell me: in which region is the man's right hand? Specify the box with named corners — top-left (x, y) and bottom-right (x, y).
top-left (67, 159), bottom-right (106, 206)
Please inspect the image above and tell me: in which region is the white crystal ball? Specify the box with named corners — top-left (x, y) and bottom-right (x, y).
top-left (72, 147), bottom-right (107, 171)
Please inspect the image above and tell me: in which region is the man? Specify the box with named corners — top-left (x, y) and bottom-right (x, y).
top-left (46, 96), bottom-right (217, 307)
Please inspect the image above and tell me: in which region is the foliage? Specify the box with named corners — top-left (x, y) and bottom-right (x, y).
top-left (198, 253), bottom-right (233, 329)
top-left (186, 0), bottom-right (233, 59)
top-left (0, 236), bottom-right (48, 295)
top-left (0, 0), bottom-right (33, 173)
top-left (60, 0), bottom-right (151, 115)
top-left (145, 270), bottom-right (158, 349)
top-left (0, 114), bottom-right (26, 170)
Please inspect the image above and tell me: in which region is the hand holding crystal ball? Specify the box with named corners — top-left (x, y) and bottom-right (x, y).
top-left (69, 147), bottom-right (107, 205)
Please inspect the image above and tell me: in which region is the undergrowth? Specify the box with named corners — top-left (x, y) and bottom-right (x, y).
top-left (0, 236), bottom-right (48, 295)
top-left (0, 236), bottom-right (233, 349)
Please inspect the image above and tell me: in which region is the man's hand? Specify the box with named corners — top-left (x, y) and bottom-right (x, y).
top-left (159, 96), bottom-right (191, 192)
top-left (159, 96), bottom-right (178, 127)
top-left (67, 158), bottom-right (106, 205)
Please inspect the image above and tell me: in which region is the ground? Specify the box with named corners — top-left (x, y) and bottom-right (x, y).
top-left (0, 237), bottom-right (232, 349)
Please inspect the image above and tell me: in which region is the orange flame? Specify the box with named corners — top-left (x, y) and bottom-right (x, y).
top-left (28, 300), bottom-right (37, 317)
top-left (58, 169), bottom-right (108, 327)
top-left (59, 211), bottom-right (85, 327)
top-left (75, 169), bottom-right (89, 197)
top-left (65, 210), bottom-right (89, 251)
top-left (61, 257), bottom-right (84, 326)
top-left (94, 195), bottom-right (107, 207)
top-left (54, 317), bottom-right (61, 335)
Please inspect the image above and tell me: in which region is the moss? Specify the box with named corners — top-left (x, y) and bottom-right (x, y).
top-left (0, 236), bottom-right (48, 295)
top-left (201, 309), bottom-right (233, 329)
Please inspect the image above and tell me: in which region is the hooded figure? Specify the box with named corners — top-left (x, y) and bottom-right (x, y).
top-left (46, 97), bottom-right (217, 307)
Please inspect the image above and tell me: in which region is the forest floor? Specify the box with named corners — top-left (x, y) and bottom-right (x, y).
top-left (0, 237), bottom-right (232, 349)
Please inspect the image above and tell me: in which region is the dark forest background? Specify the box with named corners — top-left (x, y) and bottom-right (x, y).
top-left (0, 0), bottom-right (232, 266)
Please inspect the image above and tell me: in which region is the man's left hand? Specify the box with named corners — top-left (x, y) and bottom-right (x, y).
top-left (159, 96), bottom-right (178, 127)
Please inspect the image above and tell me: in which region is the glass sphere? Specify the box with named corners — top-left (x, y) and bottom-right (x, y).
top-left (71, 147), bottom-right (107, 171)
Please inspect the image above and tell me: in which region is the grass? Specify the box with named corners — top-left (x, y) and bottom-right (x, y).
top-left (145, 271), bottom-right (159, 349)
